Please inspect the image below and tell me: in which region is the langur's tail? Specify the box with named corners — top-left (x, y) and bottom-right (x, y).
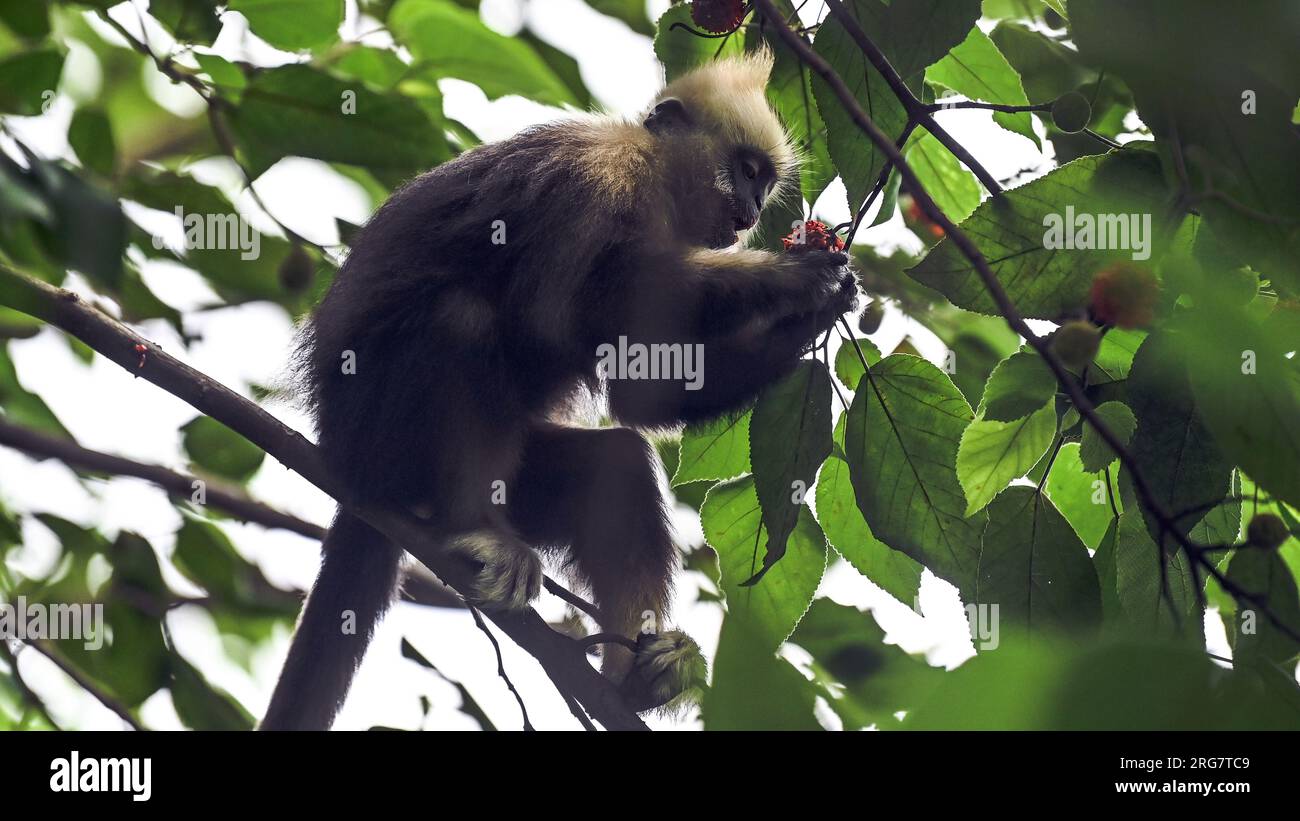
top-left (259, 511), bottom-right (404, 730)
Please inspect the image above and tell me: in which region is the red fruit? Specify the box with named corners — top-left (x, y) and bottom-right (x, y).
top-left (691, 0), bottom-right (746, 35)
top-left (902, 194), bottom-right (945, 239)
top-left (782, 219), bottom-right (845, 253)
top-left (1088, 262), bottom-right (1159, 329)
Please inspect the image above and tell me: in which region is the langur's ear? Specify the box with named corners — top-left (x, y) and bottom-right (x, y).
top-left (644, 97), bottom-right (691, 133)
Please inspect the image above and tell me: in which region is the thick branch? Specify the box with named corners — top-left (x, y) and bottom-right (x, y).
top-left (0, 266), bottom-right (648, 730)
top-left (0, 417), bottom-right (326, 538)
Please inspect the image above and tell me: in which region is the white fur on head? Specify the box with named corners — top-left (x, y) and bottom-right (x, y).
top-left (651, 49), bottom-right (798, 186)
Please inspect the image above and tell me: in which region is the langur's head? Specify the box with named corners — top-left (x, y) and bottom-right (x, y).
top-left (643, 50), bottom-right (798, 249)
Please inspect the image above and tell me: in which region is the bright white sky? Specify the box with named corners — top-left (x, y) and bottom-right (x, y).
top-left (0, 0), bottom-right (1232, 730)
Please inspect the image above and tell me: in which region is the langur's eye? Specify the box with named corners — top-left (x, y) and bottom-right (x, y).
top-left (742, 159), bottom-right (759, 180)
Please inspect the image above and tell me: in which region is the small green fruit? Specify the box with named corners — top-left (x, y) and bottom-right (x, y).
top-left (1247, 513), bottom-right (1288, 549)
top-left (1051, 91), bottom-right (1091, 134)
top-left (278, 244), bottom-right (314, 293)
top-left (858, 300), bottom-right (884, 335)
top-left (1051, 320), bottom-right (1101, 370)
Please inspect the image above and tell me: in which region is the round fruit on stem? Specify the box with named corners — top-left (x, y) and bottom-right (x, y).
top-left (1051, 320), bottom-right (1102, 371)
top-left (1247, 513), bottom-right (1289, 550)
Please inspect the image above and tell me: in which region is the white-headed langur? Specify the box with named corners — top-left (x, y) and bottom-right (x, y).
top-left (261, 51), bottom-right (857, 729)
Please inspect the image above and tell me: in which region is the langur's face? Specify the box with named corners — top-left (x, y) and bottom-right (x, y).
top-left (645, 97), bottom-right (786, 249)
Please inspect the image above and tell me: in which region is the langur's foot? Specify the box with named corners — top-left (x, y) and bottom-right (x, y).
top-left (448, 530), bottom-right (542, 612)
top-left (617, 630), bottom-right (707, 714)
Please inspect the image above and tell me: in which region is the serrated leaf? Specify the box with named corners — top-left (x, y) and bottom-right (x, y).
top-left (1112, 509), bottom-right (1204, 644)
top-left (957, 400), bottom-right (1056, 515)
top-left (229, 0), bottom-right (342, 51)
top-left (978, 348), bottom-right (1056, 422)
top-left (1182, 306), bottom-right (1300, 511)
top-left (833, 336), bottom-right (881, 391)
top-left (1225, 547), bottom-right (1300, 667)
top-left (653, 5), bottom-right (746, 82)
top-left (905, 129), bottom-right (983, 225)
top-left (844, 354), bottom-right (984, 593)
top-left (908, 150), bottom-right (1167, 320)
top-left (1124, 330), bottom-right (1232, 545)
top-left (747, 361), bottom-right (833, 584)
top-left (673, 411), bottom-right (751, 486)
top-left (227, 64), bottom-right (450, 179)
top-left (974, 486), bottom-right (1102, 639)
top-left (1043, 442), bottom-right (1119, 549)
top-left (700, 477), bottom-right (826, 651)
top-left (926, 25), bottom-right (1039, 149)
top-left (815, 455), bottom-right (923, 605)
top-left (1078, 400), bottom-right (1135, 473)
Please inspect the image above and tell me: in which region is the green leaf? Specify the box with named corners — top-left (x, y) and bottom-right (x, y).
top-left (169, 651), bottom-right (254, 730)
top-left (390, 0), bottom-right (575, 106)
top-left (0, 49), bottom-right (62, 115)
top-left (1071, 0), bottom-right (1300, 288)
top-left (1112, 510), bottom-right (1203, 644)
top-left (590, 0), bottom-right (654, 36)
top-left (23, 155), bottom-right (126, 291)
top-left (833, 336), bottom-right (880, 391)
top-left (790, 599), bottom-right (942, 729)
top-left (1044, 442), bottom-right (1119, 549)
top-left (68, 107), bottom-right (115, 177)
top-left (1226, 547), bottom-right (1300, 667)
top-left (815, 455), bottom-right (923, 605)
top-left (400, 638), bottom-right (497, 730)
top-left (1086, 327), bottom-right (1145, 386)
top-left (700, 477), bottom-right (826, 651)
top-left (1124, 330), bottom-right (1233, 544)
top-left (975, 486), bottom-right (1102, 639)
top-left (673, 411), bottom-right (751, 485)
top-left (989, 21), bottom-right (1090, 104)
top-left (0, 344), bottom-right (70, 437)
top-left (229, 0), bottom-right (342, 51)
top-left (653, 5), bottom-right (746, 82)
top-left (978, 348), bottom-right (1056, 422)
top-left (844, 354), bottom-right (984, 592)
top-left (149, 0), bottom-right (223, 45)
top-left (227, 64), bottom-right (450, 179)
top-left (747, 361), bottom-right (833, 584)
top-left (331, 45), bottom-right (409, 91)
top-left (519, 31), bottom-right (592, 109)
top-left (1182, 306), bottom-right (1300, 511)
top-left (1078, 400), bottom-right (1135, 473)
top-left (926, 25), bottom-right (1038, 148)
top-left (908, 150), bottom-right (1167, 320)
top-left (813, 0), bottom-right (980, 215)
top-left (181, 417), bottom-right (266, 483)
top-left (904, 129), bottom-right (982, 225)
top-left (703, 619), bottom-right (820, 730)
top-left (0, 1), bottom-right (50, 40)
top-left (908, 639), bottom-right (1299, 729)
top-left (957, 400), bottom-right (1056, 515)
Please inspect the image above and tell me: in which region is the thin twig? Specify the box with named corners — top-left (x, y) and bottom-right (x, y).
top-left (23, 640), bottom-right (145, 730)
top-left (467, 605), bottom-right (533, 731)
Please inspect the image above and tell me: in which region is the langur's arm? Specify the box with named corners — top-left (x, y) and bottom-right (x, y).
top-left (605, 250), bottom-right (856, 426)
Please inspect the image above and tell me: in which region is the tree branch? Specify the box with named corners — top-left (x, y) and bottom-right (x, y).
top-left (0, 265), bottom-right (648, 730)
top-left (821, 0), bottom-right (1003, 195)
top-left (755, 0), bottom-right (1300, 645)
top-left (0, 417), bottom-right (326, 539)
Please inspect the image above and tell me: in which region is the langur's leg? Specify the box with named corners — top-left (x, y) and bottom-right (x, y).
top-left (509, 423), bottom-right (704, 710)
